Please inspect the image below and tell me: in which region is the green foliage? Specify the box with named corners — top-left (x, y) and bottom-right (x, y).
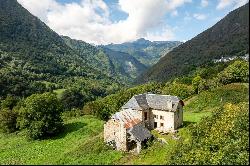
top-left (192, 75), bottom-right (203, 93)
top-left (1, 95), bottom-right (18, 110)
top-left (61, 108), bottom-right (84, 120)
top-left (0, 0), bottom-right (124, 99)
top-left (218, 60), bottom-right (249, 84)
top-left (167, 102), bottom-right (249, 165)
top-left (83, 82), bottom-right (163, 120)
top-left (0, 108), bottom-right (17, 133)
top-left (63, 36), bottom-right (147, 82)
top-left (17, 92), bottom-right (64, 139)
top-left (161, 82), bottom-right (195, 99)
top-left (60, 89), bottom-right (85, 110)
top-left (173, 76), bottom-right (193, 85)
top-left (185, 83), bottom-right (249, 112)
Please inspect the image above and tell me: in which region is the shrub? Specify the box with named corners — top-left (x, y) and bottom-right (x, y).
top-left (60, 89), bottom-right (85, 111)
top-left (217, 60), bottom-right (249, 84)
top-left (62, 108), bottom-right (83, 119)
top-left (161, 82), bottom-right (195, 99)
top-left (1, 95), bottom-right (18, 110)
top-left (167, 102), bottom-right (249, 165)
top-left (0, 108), bottom-right (18, 133)
top-left (192, 75), bottom-right (203, 94)
top-left (17, 92), bottom-right (64, 139)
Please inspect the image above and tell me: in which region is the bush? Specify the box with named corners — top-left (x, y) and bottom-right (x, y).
top-left (1, 95), bottom-right (18, 110)
top-left (62, 108), bottom-right (83, 119)
top-left (0, 108), bottom-right (17, 133)
top-left (17, 92), bottom-right (64, 139)
top-left (60, 89), bottom-right (85, 111)
top-left (167, 102), bottom-right (249, 165)
top-left (217, 60), bottom-right (249, 84)
top-left (192, 75), bottom-right (203, 94)
top-left (161, 82), bottom-right (195, 99)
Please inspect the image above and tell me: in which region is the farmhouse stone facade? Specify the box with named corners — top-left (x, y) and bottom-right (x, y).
top-left (104, 93), bottom-right (184, 153)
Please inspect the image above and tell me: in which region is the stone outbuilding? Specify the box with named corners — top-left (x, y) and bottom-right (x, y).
top-left (104, 93), bottom-right (184, 153)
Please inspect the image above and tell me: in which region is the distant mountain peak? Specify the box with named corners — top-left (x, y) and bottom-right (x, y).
top-left (136, 3), bottom-right (249, 83)
top-left (134, 38), bottom-right (152, 45)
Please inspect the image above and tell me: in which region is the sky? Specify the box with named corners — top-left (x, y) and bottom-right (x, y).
top-left (17, 0), bottom-right (249, 45)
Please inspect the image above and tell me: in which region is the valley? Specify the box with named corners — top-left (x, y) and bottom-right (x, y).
top-left (0, 0), bottom-right (249, 165)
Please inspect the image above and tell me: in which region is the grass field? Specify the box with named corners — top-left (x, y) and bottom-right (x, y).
top-left (0, 116), bottom-right (123, 165)
top-left (0, 83), bottom-right (248, 165)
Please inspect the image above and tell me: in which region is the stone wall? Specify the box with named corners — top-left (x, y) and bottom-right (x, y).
top-left (174, 102), bottom-right (183, 129)
top-left (104, 119), bottom-right (127, 151)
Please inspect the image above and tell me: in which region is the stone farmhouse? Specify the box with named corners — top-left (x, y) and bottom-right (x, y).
top-left (104, 93), bottom-right (184, 153)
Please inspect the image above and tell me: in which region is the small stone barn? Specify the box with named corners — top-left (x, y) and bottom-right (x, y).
top-left (104, 93), bottom-right (184, 153)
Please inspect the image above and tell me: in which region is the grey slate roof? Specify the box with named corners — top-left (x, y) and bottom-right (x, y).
top-left (122, 97), bottom-right (143, 110)
top-left (122, 93), bottom-right (181, 111)
top-left (127, 123), bottom-right (152, 142)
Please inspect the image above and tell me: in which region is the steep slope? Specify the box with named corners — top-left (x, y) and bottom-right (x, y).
top-left (137, 3), bottom-right (249, 83)
top-left (0, 0), bottom-right (121, 98)
top-left (62, 36), bottom-right (147, 81)
top-left (104, 38), bottom-right (182, 67)
top-left (100, 47), bottom-right (147, 79)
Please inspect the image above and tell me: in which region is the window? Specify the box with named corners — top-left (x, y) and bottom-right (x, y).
top-left (154, 114), bottom-right (158, 119)
top-left (160, 115), bottom-right (164, 120)
top-left (144, 112), bottom-right (148, 120)
top-left (160, 123), bottom-right (164, 127)
top-left (154, 122), bottom-right (157, 128)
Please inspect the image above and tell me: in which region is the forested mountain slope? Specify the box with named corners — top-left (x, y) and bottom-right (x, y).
top-left (63, 36), bottom-right (147, 81)
top-left (137, 3), bottom-right (249, 83)
top-left (104, 38), bottom-right (182, 67)
top-left (0, 0), bottom-right (124, 98)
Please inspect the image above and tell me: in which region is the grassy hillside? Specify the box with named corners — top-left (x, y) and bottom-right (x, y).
top-left (137, 3), bottom-right (249, 83)
top-left (0, 115), bottom-right (123, 165)
top-left (0, 83), bottom-right (248, 165)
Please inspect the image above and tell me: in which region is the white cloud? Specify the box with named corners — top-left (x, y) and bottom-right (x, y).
top-left (216, 0), bottom-right (249, 10)
top-left (146, 26), bottom-right (175, 41)
top-left (17, 0), bottom-right (191, 44)
top-left (201, 0), bottom-right (209, 7)
top-left (193, 13), bottom-right (207, 20)
top-left (171, 10), bottom-right (179, 17)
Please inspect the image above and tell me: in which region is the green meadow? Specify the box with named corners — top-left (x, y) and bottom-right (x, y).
top-left (0, 83), bottom-right (248, 165)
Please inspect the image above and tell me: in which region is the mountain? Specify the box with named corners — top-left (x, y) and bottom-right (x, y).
top-left (104, 38), bottom-right (182, 67)
top-left (100, 47), bottom-right (147, 79)
top-left (137, 3), bottom-right (249, 83)
top-left (62, 36), bottom-right (147, 81)
top-left (0, 0), bottom-right (123, 98)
